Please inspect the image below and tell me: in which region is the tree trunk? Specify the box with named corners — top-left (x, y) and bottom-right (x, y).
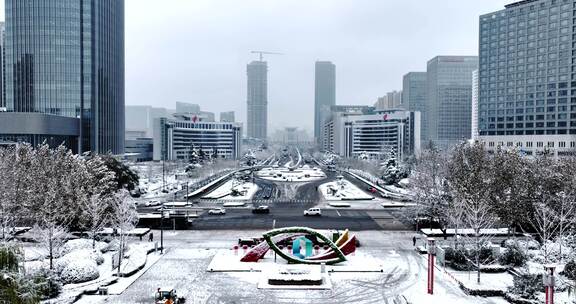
top-left (49, 237), bottom-right (53, 270)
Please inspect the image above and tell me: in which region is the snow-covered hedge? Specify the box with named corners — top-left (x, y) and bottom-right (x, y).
top-left (60, 239), bottom-right (108, 255)
top-left (60, 259), bottom-right (99, 284)
top-left (55, 249), bottom-right (104, 275)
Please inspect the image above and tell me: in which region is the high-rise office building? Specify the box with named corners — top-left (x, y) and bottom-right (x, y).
top-left (0, 22), bottom-right (5, 109)
top-left (0, 0), bottom-right (125, 154)
top-left (314, 61), bottom-right (336, 143)
top-left (472, 70), bottom-right (479, 141)
top-left (220, 111), bottom-right (235, 122)
top-left (247, 61), bottom-right (268, 140)
top-left (403, 73), bottom-right (427, 142)
top-left (478, 0), bottom-right (576, 157)
top-left (427, 56), bottom-right (478, 148)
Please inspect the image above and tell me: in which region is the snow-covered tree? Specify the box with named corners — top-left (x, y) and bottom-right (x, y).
top-left (78, 156), bottom-right (116, 248)
top-left (31, 223), bottom-right (68, 270)
top-left (488, 148), bottom-right (535, 234)
top-left (455, 198), bottom-right (498, 284)
top-left (447, 142), bottom-right (498, 284)
top-left (0, 144), bottom-right (35, 241)
top-left (408, 148), bottom-right (450, 232)
top-left (109, 190), bottom-right (138, 276)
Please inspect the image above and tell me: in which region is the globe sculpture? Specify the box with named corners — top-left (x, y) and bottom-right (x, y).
top-left (240, 227), bottom-right (356, 265)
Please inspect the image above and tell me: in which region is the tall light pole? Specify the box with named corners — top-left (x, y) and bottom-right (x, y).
top-left (160, 203), bottom-right (164, 254)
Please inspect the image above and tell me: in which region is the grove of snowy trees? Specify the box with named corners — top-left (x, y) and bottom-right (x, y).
top-left (0, 143), bottom-right (138, 302)
top-left (409, 142), bottom-right (576, 285)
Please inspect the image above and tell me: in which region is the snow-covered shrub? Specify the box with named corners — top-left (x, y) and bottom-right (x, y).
top-left (32, 268), bottom-right (62, 299)
top-left (445, 248), bottom-right (471, 270)
top-left (55, 249), bottom-right (104, 275)
top-left (508, 274), bottom-right (543, 300)
top-left (60, 239), bottom-right (107, 255)
top-left (499, 243), bottom-right (527, 267)
top-left (60, 260), bottom-right (99, 284)
top-left (562, 260), bottom-right (576, 281)
top-left (504, 239), bottom-right (539, 250)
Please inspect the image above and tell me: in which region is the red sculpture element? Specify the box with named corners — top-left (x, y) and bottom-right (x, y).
top-left (307, 236), bottom-right (356, 261)
top-left (241, 234), bottom-right (302, 263)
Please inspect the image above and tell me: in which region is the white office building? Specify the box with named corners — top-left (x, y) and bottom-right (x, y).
top-left (322, 106), bottom-right (421, 160)
top-left (153, 117), bottom-right (242, 161)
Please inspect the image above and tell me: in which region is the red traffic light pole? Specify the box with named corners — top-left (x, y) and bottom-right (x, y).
top-left (544, 265), bottom-right (556, 304)
top-left (427, 238), bottom-right (436, 295)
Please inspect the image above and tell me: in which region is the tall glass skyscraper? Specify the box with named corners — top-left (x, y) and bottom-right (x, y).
top-left (247, 61), bottom-right (268, 140)
top-left (402, 72), bottom-right (427, 142)
top-left (478, 0), bottom-right (576, 157)
top-left (427, 56), bottom-right (478, 148)
top-left (1, 0), bottom-right (125, 154)
top-left (314, 61), bottom-right (336, 144)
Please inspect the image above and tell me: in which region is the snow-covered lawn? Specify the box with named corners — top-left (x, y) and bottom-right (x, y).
top-left (449, 270), bottom-right (514, 293)
top-left (257, 166), bottom-right (326, 182)
top-left (202, 180), bottom-right (258, 200)
top-left (319, 180), bottom-right (373, 201)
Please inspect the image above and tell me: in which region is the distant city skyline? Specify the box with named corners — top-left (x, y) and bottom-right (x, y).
top-left (0, 0), bottom-right (511, 133)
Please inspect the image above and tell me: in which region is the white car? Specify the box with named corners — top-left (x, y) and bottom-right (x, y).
top-left (304, 208), bottom-right (321, 216)
top-left (145, 200), bottom-right (161, 207)
top-left (208, 208), bottom-right (226, 215)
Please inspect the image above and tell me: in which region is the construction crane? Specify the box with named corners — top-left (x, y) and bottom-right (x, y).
top-left (251, 50), bottom-right (283, 61)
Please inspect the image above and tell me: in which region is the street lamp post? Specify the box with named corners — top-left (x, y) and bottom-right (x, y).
top-left (185, 181), bottom-right (189, 205)
top-left (160, 203), bottom-right (164, 254)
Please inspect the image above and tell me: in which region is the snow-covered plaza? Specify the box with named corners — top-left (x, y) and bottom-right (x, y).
top-left (76, 230), bottom-right (509, 304)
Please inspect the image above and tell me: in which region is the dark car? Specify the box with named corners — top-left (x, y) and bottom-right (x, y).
top-left (252, 206), bottom-right (270, 214)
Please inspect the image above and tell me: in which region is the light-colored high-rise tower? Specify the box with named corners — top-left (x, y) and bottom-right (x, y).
top-left (427, 56), bottom-right (478, 148)
top-left (314, 61), bottom-right (336, 144)
top-left (247, 61), bottom-right (268, 140)
top-left (472, 69), bottom-right (479, 141)
top-left (403, 72), bottom-right (427, 142)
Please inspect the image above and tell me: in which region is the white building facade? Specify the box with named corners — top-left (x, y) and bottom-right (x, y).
top-left (153, 117), bottom-right (242, 161)
top-left (322, 107), bottom-right (421, 160)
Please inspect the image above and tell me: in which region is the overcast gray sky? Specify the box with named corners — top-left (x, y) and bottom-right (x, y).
top-left (1, 0), bottom-right (512, 134)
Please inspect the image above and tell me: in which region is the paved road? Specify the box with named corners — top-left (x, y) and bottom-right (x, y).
top-left (190, 208), bottom-right (406, 231)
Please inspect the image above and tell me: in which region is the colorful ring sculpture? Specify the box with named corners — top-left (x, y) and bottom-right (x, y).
top-left (240, 227), bottom-right (356, 265)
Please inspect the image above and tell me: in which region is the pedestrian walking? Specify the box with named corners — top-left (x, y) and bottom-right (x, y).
top-left (149, 232), bottom-right (154, 242)
top-left (412, 236), bottom-right (417, 247)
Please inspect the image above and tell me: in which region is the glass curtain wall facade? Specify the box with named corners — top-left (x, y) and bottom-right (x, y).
top-left (4, 0), bottom-right (124, 154)
top-left (426, 56), bottom-right (478, 148)
top-left (402, 72), bottom-right (427, 142)
top-left (314, 61), bottom-right (336, 143)
top-left (247, 61), bottom-right (268, 140)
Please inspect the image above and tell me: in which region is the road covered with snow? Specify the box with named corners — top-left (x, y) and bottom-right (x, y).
top-left (319, 179), bottom-right (374, 201)
top-left (77, 230), bottom-right (508, 304)
top-left (202, 179), bottom-right (259, 201)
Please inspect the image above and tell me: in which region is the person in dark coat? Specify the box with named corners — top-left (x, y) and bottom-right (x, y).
top-left (149, 232), bottom-right (154, 242)
top-left (412, 236), bottom-right (417, 247)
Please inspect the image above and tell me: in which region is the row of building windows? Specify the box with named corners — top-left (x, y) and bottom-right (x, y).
top-left (486, 140), bottom-right (576, 148)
